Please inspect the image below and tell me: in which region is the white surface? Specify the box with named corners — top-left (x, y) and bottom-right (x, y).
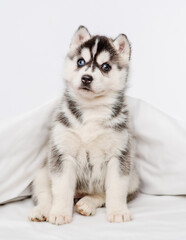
top-left (1, 96), bottom-right (186, 204)
top-left (1, 194), bottom-right (186, 240)
top-left (0, 0), bottom-right (186, 121)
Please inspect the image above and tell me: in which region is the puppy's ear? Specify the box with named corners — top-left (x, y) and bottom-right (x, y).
top-left (70, 26), bottom-right (91, 50)
top-left (113, 34), bottom-right (131, 62)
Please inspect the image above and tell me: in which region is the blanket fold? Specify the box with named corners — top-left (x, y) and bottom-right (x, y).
top-left (0, 96), bottom-right (185, 204)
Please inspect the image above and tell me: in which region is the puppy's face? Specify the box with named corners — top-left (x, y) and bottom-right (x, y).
top-left (64, 26), bottom-right (131, 99)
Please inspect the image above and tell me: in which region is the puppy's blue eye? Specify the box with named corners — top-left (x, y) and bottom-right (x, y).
top-left (77, 59), bottom-right (85, 67)
top-left (101, 63), bottom-right (111, 72)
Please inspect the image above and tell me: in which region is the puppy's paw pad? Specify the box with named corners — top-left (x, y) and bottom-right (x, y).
top-left (48, 212), bottom-right (72, 225)
top-left (107, 210), bottom-right (133, 223)
top-left (28, 206), bottom-right (50, 222)
top-left (76, 198), bottom-right (96, 216)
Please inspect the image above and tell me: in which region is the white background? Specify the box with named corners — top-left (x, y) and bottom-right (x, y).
top-left (0, 0), bottom-right (186, 121)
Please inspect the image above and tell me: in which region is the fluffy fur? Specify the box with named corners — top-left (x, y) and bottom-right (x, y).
top-left (29, 26), bottom-right (139, 225)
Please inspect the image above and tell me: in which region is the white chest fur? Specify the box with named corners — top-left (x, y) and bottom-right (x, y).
top-left (51, 101), bottom-right (128, 194)
top-left (68, 121), bottom-right (113, 194)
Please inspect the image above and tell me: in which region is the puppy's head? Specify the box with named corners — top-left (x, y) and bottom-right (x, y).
top-left (64, 26), bottom-right (131, 99)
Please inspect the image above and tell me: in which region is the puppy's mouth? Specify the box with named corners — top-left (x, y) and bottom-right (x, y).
top-left (78, 85), bottom-right (104, 97)
top-left (79, 85), bottom-right (92, 92)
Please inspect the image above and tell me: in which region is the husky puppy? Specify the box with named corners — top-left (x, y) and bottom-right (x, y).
top-left (29, 26), bottom-right (139, 225)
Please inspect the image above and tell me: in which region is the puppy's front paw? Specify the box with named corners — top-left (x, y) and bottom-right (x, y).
top-left (28, 205), bottom-right (51, 222)
top-left (76, 197), bottom-right (96, 216)
top-left (48, 208), bottom-right (72, 225)
top-left (107, 208), bottom-right (133, 223)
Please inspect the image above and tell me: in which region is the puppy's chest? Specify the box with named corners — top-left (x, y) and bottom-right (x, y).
top-left (73, 120), bottom-right (112, 193)
top-left (76, 148), bottom-right (107, 194)
top-left (73, 108), bottom-right (116, 143)
top-left (72, 118), bottom-right (118, 157)
top-left (75, 120), bottom-right (106, 142)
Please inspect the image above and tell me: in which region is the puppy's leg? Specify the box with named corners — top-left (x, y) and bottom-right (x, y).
top-left (106, 157), bottom-right (132, 223)
top-left (76, 194), bottom-right (105, 216)
top-left (28, 165), bottom-right (52, 222)
top-left (48, 156), bottom-right (76, 225)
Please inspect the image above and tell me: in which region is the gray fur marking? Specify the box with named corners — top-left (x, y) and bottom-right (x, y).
top-left (49, 145), bottom-right (64, 173)
top-left (111, 91), bottom-right (124, 118)
top-left (56, 112), bottom-right (71, 127)
top-left (127, 189), bottom-right (139, 202)
top-left (119, 148), bottom-right (131, 175)
top-left (112, 121), bottom-right (128, 132)
top-left (65, 92), bottom-right (82, 122)
top-left (86, 151), bottom-right (93, 173)
top-left (76, 178), bottom-right (89, 192)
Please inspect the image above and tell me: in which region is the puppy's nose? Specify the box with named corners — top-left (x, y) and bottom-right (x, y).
top-left (81, 74), bottom-right (93, 85)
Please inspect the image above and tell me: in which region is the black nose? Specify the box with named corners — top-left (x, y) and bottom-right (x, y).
top-left (81, 74), bottom-right (93, 85)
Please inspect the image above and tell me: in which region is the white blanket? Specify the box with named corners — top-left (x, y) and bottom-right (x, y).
top-left (0, 96), bottom-right (186, 204)
top-left (1, 193), bottom-right (186, 240)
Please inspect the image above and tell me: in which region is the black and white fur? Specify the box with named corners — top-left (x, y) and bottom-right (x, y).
top-left (29, 26), bottom-right (139, 225)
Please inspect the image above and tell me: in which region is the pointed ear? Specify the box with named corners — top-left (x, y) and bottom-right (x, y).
top-left (70, 26), bottom-right (91, 50)
top-left (113, 34), bottom-right (131, 62)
